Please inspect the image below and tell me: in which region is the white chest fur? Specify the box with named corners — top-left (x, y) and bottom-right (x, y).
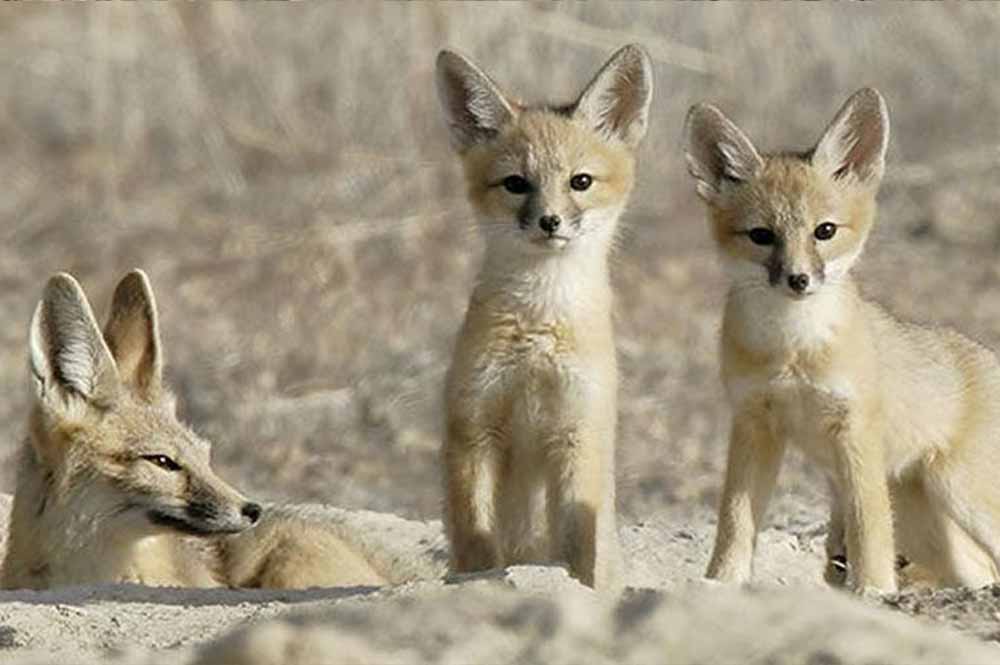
top-left (724, 285), bottom-right (857, 469)
top-left (461, 253), bottom-right (615, 448)
top-left (727, 284), bottom-right (847, 356)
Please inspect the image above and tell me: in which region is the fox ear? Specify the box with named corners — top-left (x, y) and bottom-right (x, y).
top-left (812, 88), bottom-right (889, 187)
top-left (574, 44), bottom-right (653, 149)
top-left (103, 269), bottom-right (164, 402)
top-left (683, 103), bottom-right (764, 202)
top-left (29, 273), bottom-right (120, 414)
top-left (435, 50), bottom-right (516, 153)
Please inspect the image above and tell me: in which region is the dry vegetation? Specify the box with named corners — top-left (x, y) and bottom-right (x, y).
top-left (1, 5), bottom-right (998, 524)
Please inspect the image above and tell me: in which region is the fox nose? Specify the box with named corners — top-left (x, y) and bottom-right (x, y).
top-left (241, 502), bottom-right (262, 524)
top-left (538, 214), bottom-right (561, 235)
top-left (787, 273), bottom-right (810, 293)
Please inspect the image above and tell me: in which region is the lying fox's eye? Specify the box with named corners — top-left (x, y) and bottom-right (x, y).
top-left (142, 454), bottom-right (181, 472)
top-left (814, 222), bottom-right (837, 241)
top-left (747, 228), bottom-right (776, 246)
top-left (569, 173), bottom-right (593, 191)
top-left (502, 175), bottom-right (531, 194)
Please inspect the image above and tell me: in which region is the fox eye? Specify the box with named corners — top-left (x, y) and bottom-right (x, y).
top-left (569, 173), bottom-right (593, 192)
top-left (747, 228), bottom-right (776, 246)
top-left (814, 222), bottom-right (837, 241)
top-left (142, 454), bottom-right (181, 472)
top-left (502, 175), bottom-right (531, 195)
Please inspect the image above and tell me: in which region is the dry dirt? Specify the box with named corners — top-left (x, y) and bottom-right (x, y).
top-left (2, 495), bottom-right (1000, 664)
top-left (1, 4), bottom-right (999, 663)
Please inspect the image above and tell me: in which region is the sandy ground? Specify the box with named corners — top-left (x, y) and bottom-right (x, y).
top-left (1, 495), bottom-right (999, 664)
top-left (1, 5), bottom-right (1000, 663)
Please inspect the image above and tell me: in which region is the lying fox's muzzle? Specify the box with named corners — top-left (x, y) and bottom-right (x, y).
top-left (147, 500), bottom-right (262, 536)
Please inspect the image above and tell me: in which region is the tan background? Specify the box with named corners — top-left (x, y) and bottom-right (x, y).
top-left (1, 4), bottom-right (998, 523)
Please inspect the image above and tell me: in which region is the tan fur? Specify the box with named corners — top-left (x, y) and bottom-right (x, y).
top-left (686, 88), bottom-right (1000, 593)
top-left (220, 505), bottom-right (384, 589)
top-left (436, 45), bottom-right (653, 590)
top-left (1, 271), bottom-right (382, 590)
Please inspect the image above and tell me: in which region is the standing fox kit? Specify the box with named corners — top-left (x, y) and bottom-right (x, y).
top-left (1, 270), bottom-right (383, 590)
top-left (435, 44), bottom-right (652, 590)
top-left (685, 88), bottom-right (1000, 593)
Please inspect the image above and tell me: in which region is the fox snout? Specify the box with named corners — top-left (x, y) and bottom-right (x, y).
top-left (186, 498), bottom-right (263, 528)
top-left (768, 259), bottom-right (823, 298)
top-left (771, 264), bottom-right (823, 299)
top-left (148, 497), bottom-right (262, 537)
top-left (768, 253), bottom-right (825, 298)
top-left (141, 460), bottom-right (264, 537)
top-left (516, 198), bottom-right (581, 250)
top-left (758, 240), bottom-right (826, 299)
top-left (538, 214), bottom-right (562, 236)
top-left (518, 196), bottom-right (579, 233)
top-left (787, 273), bottom-right (810, 293)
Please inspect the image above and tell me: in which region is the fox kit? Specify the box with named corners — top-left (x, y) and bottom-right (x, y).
top-left (1, 271), bottom-right (383, 590)
top-left (435, 44), bottom-right (652, 590)
top-left (684, 88), bottom-right (1000, 593)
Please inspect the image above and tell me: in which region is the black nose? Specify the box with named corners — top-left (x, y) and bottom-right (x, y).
top-left (538, 214), bottom-right (561, 235)
top-left (787, 273), bottom-right (810, 293)
top-left (241, 502), bottom-right (262, 524)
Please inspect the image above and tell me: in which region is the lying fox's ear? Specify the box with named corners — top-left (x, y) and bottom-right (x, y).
top-left (435, 50), bottom-right (516, 153)
top-left (574, 44), bottom-right (653, 149)
top-left (29, 273), bottom-right (120, 415)
top-left (683, 103), bottom-right (764, 201)
top-left (812, 88), bottom-right (889, 187)
top-left (103, 269), bottom-right (163, 402)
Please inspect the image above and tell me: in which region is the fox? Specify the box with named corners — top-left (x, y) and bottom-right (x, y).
top-left (683, 87), bottom-right (1000, 593)
top-left (435, 44), bottom-right (653, 591)
top-left (1, 270), bottom-right (383, 590)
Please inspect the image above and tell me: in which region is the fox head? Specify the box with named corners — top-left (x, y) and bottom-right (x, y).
top-left (684, 88), bottom-right (889, 299)
top-left (435, 44), bottom-right (653, 260)
top-left (27, 270), bottom-right (262, 538)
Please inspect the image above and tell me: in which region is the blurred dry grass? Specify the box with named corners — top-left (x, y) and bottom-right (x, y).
top-left (1, 5), bottom-right (998, 521)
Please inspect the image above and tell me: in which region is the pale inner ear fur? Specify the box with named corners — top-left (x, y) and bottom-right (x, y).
top-left (683, 103), bottom-right (764, 201)
top-left (435, 49), bottom-right (516, 152)
top-left (103, 269), bottom-right (164, 401)
top-left (29, 273), bottom-right (121, 414)
top-left (812, 87), bottom-right (889, 186)
top-left (573, 43), bottom-right (653, 149)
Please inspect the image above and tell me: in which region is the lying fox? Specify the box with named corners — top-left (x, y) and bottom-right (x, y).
top-left (685, 88), bottom-right (1000, 593)
top-left (1, 270), bottom-right (382, 589)
top-left (436, 44), bottom-right (653, 590)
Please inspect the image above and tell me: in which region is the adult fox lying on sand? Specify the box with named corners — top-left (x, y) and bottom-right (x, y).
top-left (436, 44), bottom-right (653, 590)
top-left (1, 270), bottom-right (382, 590)
top-left (685, 88), bottom-right (1000, 593)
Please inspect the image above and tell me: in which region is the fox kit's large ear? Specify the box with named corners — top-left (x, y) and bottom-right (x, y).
top-left (574, 44), bottom-right (653, 149)
top-left (435, 50), bottom-right (516, 153)
top-left (29, 273), bottom-right (120, 415)
top-left (103, 269), bottom-right (164, 402)
top-left (812, 88), bottom-right (889, 187)
top-left (683, 103), bottom-right (764, 202)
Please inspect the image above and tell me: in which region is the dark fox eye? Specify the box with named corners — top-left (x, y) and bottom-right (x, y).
top-left (142, 454), bottom-right (181, 472)
top-left (569, 173), bottom-right (593, 191)
top-left (814, 222), bottom-right (837, 241)
top-left (747, 228), bottom-right (776, 246)
top-left (502, 175), bottom-right (531, 194)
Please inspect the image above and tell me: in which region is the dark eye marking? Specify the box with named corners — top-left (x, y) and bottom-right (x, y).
top-left (501, 175), bottom-right (532, 194)
top-left (569, 173), bottom-right (593, 191)
top-left (142, 454), bottom-right (182, 472)
top-left (746, 227), bottom-right (776, 246)
top-left (814, 222), bottom-right (837, 241)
